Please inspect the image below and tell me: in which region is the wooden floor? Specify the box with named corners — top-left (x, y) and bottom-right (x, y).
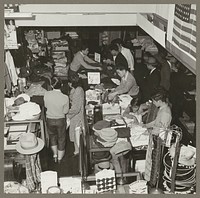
top-left (40, 129), bottom-right (80, 178)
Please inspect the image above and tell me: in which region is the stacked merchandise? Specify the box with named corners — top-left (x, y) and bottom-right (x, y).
top-left (25, 30), bottom-right (47, 56)
top-left (51, 39), bottom-right (69, 77)
top-left (163, 145), bottom-right (196, 194)
top-left (95, 169), bottom-right (116, 193)
top-left (129, 180), bottom-right (148, 194)
top-left (51, 39), bottom-right (69, 51)
top-left (64, 32), bottom-right (79, 39)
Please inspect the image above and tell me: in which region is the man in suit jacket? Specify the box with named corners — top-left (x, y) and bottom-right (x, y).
top-left (109, 43), bottom-right (129, 70)
top-left (154, 53), bottom-right (170, 91)
top-left (111, 38), bottom-right (135, 73)
top-left (141, 56), bottom-right (161, 102)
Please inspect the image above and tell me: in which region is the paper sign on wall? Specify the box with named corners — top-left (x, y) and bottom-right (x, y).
top-left (94, 52), bottom-right (101, 63)
top-left (88, 72), bottom-right (100, 85)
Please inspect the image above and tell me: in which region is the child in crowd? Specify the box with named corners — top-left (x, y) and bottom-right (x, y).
top-left (123, 97), bottom-right (148, 124)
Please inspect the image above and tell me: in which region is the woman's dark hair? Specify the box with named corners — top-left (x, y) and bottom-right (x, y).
top-left (68, 73), bottom-right (82, 88)
top-left (151, 86), bottom-right (168, 102)
top-left (51, 77), bottom-right (62, 89)
top-left (130, 97), bottom-right (141, 107)
top-left (109, 43), bottom-right (119, 51)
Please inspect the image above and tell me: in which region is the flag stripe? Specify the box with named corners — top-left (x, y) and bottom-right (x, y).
top-left (173, 20), bottom-right (196, 37)
top-left (172, 4), bottom-right (196, 58)
top-left (173, 27), bottom-right (196, 47)
top-left (172, 33), bottom-right (196, 52)
top-left (174, 15), bottom-right (196, 32)
top-left (172, 37), bottom-right (196, 58)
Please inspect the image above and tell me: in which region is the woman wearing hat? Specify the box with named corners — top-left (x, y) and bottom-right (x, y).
top-left (44, 77), bottom-right (69, 163)
top-left (67, 73), bottom-right (85, 157)
top-left (141, 56), bottom-right (160, 103)
top-left (108, 64), bottom-right (139, 101)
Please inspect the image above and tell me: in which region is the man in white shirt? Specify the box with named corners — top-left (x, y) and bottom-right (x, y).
top-left (111, 38), bottom-right (135, 74)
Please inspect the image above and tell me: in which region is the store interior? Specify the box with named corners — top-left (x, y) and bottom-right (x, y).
top-left (4, 4), bottom-right (196, 194)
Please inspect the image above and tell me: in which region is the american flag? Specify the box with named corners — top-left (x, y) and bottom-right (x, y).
top-left (172, 4), bottom-right (196, 58)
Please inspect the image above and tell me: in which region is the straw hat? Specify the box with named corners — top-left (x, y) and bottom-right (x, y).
top-left (169, 144), bottom-right (196, 166)
top-left (93, 120), bottom-right (111, 130)
top-left (16, 93), bottom-right (30, 102)
top-left (96, 128), bottom-right (118, 142)
top-left (94, 161), bottom-right (114, 173)
top-left (110, 141), bottom-right (132, 157)
top-left (16, 133), bottom-right (44, 155)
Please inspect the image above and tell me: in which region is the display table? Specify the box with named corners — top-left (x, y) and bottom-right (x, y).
top-left (4, 107), bottom-right (48, 153)
top-left (57, 174), bottom-right (142, 194)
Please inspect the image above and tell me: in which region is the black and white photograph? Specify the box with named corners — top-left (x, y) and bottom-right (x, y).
top-left (3, 3), bottom-right (196, 194)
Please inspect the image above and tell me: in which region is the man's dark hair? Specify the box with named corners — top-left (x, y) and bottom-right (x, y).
top-left (80, 42), bottom-right (89, 51)
top-left (115, 64), bottom-right (128, 71)
top-left (151, 86), bottom-right (168, 102)
top-left (111, 38), bottom-right (124, 46)
top-left (109, 43), bottom-right (119, 51)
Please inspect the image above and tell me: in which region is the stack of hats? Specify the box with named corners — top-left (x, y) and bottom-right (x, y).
top-left (95, 128), bottom-right (118, 147)
top-left (110, 141), bottom-right (132, 157)
top-left (93, 120), bottom-right (111, 130)
top-left (162, 145), bottom-right (196, 194)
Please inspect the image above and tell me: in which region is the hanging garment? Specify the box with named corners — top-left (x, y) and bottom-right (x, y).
top-left (25, 154), bottom-right (42, 192)
top-left (144, 130), bottom-right (153, 181)
top-left (4, 62), bottom-right (12, 92)
top-left (5, 50), bottom-right (18, 86)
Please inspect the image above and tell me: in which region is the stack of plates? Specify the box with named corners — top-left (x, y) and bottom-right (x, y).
top-left (162, 152), bottom-right (196, 194)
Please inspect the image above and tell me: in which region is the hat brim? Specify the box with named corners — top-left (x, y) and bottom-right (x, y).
top-left (16, 94), bottom-right (30, 102)
top-left (110, 142), bottom-right (132, 156)
top-left (178, 158), bottom-right (196, 167)
top-left (94, 163), bottom-right (114, 173)
top-left (16, 138), bottom-right (44, 155)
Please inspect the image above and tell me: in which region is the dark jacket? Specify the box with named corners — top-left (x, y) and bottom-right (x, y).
top-left (160, 60), bottom-right (171, 91)
top-left (115, 52), bottom-right (128, 69)
top-left (142, 68), bottom-right (161, 102)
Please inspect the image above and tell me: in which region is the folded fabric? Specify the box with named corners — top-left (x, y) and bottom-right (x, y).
top-left (93, 120), bottom-right (111, 130)
top-left (115, 127), bottom-right (131, 138)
